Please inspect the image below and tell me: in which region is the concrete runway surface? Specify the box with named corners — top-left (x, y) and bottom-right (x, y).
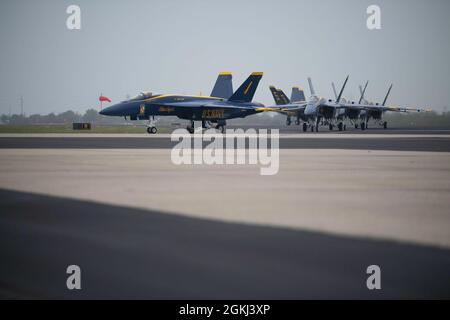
top-left (1, 189), bottom-right (449, 299)
top-left (1, 133), bottom-right (450, 152)
top-left (0, 133), bottom-right (450, 298)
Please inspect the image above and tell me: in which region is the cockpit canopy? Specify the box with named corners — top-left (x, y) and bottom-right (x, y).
top-left (128, 91), bottom-right (157, 101)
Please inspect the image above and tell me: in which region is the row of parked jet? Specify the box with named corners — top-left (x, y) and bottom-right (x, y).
top-left (99, 72), bottom-right (430, 133)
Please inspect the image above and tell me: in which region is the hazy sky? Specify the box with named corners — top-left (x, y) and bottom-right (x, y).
top-left (1, 0), bottom-right (449, 115)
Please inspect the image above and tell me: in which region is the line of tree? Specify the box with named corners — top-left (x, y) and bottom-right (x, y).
top-left (0, 109), bottom-right (123, 125)
top-left (1, 109), bottom-right (450, 128)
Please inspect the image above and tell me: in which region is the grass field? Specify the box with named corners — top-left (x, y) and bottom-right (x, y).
top-left (0, 125), bottom-right (173, 134)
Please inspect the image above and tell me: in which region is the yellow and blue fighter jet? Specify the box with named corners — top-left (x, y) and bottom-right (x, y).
top-left (100, 72), bottom-right (272, 133)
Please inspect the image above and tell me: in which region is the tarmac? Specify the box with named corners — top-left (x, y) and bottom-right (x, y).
top-left (1, 131), bottom-right (450, 298)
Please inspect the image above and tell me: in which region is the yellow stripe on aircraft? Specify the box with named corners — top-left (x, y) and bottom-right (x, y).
top-left (244, 82), bottom-right (253, 95)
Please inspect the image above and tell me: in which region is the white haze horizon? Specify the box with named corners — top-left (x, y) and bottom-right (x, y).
top-left (0, 0), bottom-right (449, 116)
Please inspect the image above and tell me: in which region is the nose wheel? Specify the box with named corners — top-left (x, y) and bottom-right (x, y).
top-left (147, 126), bottom-right (157, 134)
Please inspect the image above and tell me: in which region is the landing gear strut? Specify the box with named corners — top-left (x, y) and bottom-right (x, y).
top-left (216, 124), bottom-right (225, 133)
top-left (146, 116), bottom-right (157, 134)
top-left (315, 118), bottom-right (320, 132)
top-left (187, 120), bottom-right (195, 134)
top-left (302, 122), bottom-right (308, 132)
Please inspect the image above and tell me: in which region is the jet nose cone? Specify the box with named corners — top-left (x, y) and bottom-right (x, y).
top-left (99, 105), bottom-right (114, 116)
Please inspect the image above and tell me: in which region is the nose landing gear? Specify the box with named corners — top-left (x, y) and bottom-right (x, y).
top-left (146, 116), bottom-right (158, 134)
top-left (147, 126), bottom-right (157, 134)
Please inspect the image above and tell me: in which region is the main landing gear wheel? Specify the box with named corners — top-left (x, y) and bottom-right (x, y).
top-left (216, 125), bottom-right (225, 133)
top-left (329, 124), bottom-right (333, 131)
top-left (360, 122), bottom-right (366, 131)
top-left (147, 126), bottom-right (157, 134)
top-left (286, 118), bottom-right (291, 126)
top-left (302, 123), bottom-right (308, 132)
top-left (355, 124), bottom-right (359, 129)
top-left (187, 120), bottom-right (195, 134)
top-left (343, 124), bottom-right (347, 131)
top-left (186, 126), bottom-right (195, 134)
top-left (383, 121), bottom-right (387, 129)
top-left (337, 122), bottom-right (343, 131)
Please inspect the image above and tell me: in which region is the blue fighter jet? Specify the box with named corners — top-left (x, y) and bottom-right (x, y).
top-left (100, 72), bottom-right (273, 133)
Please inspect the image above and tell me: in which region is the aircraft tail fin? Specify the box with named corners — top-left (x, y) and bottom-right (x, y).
top-left (336, 75), bottom-right (349, 103)
top-left (211, 72), bottom-right (233, 99)
top-left (228, 72), bottom-right (263, 103)
top-left (291, 87), bottom-right (306, 102)
top-left (331, 82), bottom-right (338, 100)
top-left (382, 84), bottom-right (393, 106)
top-left (307, 77), bottom-right (316, 96)
top-left (358, 81), bottom-right (369, 104)
top-left (269, 86), bottom-right (290, 105)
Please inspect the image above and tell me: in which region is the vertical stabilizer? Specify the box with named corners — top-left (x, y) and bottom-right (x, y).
top-left (269, 86), bottom-right (290, 105)
top-left (358, 81), bottom-right (369, 104)
top-left (331, 82), bottom-right (338, 100)
top-left (211, 72), bottom-right (233, 99)
top-left (382, 84), bottom-right (393, 106)
top-left (228, 72), bottom-right (263, 103)
top-left (336, 75), bottom-right (349, 103)
top-left (307, 77), bottom-right (316, 96)
top-left (291, 87), bottom-right (306, 102)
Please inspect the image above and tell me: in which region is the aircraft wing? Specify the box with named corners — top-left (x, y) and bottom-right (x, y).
top-left (268, 103), bottom-right (308, 112)
top-left (337, 103), bottom-right (431, 113)
top-left (383, 106), bottom-right (432, 113)
top-left (159, 101), bottom-right (284, 112)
